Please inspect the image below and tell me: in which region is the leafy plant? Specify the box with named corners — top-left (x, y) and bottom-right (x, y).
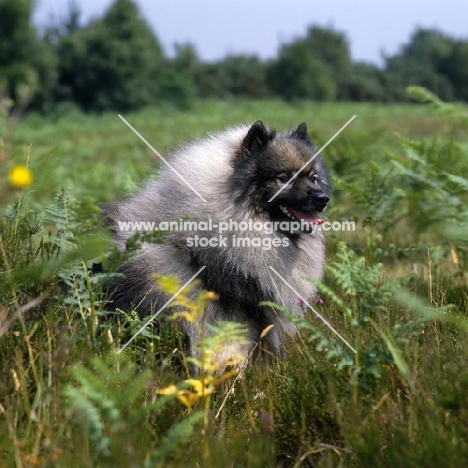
top-left (157, 276), bottom-right (249, 412)
top-left (63, 352), bottom-right (203, 465)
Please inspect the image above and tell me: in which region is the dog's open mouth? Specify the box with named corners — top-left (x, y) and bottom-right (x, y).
top-left (279, 205), bottom-right (324, 225)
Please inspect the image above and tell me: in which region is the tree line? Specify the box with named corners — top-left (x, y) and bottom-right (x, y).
top-left (1, 0), bottom-right (468, 113)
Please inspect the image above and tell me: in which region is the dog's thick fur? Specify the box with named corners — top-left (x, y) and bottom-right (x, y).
top-left (103, 121), bottom-right (331, 362)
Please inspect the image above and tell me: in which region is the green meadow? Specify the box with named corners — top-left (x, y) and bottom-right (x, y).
top-left (1, 93), bottom-right (467, 467)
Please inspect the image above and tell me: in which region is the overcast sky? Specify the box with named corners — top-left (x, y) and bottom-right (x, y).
top-left (34, 0), bottom-right (468, 67)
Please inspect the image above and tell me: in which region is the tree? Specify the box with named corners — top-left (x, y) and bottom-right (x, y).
top-left (158, 43), bottom-right (199, 109)
top-left (267, 26), bottom-right (351, 101)
top-left (338, 63), bottom-right (386, 102)
top-left (55, 0), bottom-right (165, 111)
top-left (214, 55), bottom-right (269, 98)
top-left (267, 39), bottom-right (336, 101)
top-left (384, 29), bottom-right (456, 101)
top-left (194, 63), bottom-right (228, 98)
top-left (302, 26), bottom-right (352, 78)
top-left (0, 0), bottom-right (39, 106)
top-left (439, 40), bottom-right (468, 101)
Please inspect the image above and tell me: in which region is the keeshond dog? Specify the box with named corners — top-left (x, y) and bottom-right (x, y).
top-left (103, 121), bottom-right (330, 365)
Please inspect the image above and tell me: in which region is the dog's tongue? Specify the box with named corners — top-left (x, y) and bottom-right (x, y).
top-left (288, 208), bottom-right (324, 225)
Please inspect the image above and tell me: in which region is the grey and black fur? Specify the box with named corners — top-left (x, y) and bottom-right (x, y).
top-left (103, 121), bottom-right (331, 363)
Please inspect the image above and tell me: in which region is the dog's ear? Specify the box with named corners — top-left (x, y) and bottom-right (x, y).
top-left (294, 122), bottom-right (312, 145)
top-left (241, 121), bottom-right (274, 155)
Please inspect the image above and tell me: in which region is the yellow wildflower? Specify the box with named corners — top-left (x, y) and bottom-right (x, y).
top-left (9, 165), bottom-right (33, 189)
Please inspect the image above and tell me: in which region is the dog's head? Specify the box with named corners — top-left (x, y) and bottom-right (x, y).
top-left (231, 121), bottom-right (331, 235)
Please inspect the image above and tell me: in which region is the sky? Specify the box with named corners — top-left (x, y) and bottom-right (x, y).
top-left (34, 0), bottom-right (468, 68)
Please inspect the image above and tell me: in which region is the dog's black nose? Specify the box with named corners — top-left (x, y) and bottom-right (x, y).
top-left (314, 193), bottom-right (329, 210)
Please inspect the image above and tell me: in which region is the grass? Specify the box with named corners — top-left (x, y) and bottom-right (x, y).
top-left (0, 95), bottom-right (467, 467)
top-left (0, 100), bottom-right (453, 205)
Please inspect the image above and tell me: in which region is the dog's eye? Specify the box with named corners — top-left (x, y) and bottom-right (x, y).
top-left (312, 174), bottom-right (318, 186)
top-left (277, 174), bottom-right (290, 184)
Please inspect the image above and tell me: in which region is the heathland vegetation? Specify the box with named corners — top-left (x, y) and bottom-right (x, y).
top-left (1, 91), bottom-right (468, 466)
top-left (1, 0), bottom-right (468, 467)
